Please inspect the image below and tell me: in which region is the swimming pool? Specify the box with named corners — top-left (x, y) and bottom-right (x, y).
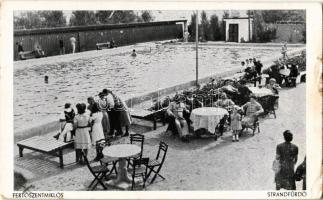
top-left (14, 42), bottom-right (303, 130)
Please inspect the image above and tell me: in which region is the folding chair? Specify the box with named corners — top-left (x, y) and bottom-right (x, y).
top-left (127, 134), bottom-right (144, 168)
top-left (82, 152), bottom-right (109, 190)
top-left (130, 157), bottom-right (149, 190)
top-left (98, 139), bottom-right (118, 176)
top-left (147, 141), bottom-right (168, 184)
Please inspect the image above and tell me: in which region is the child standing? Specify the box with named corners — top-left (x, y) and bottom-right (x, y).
top-left (54, 103), bottom-right (75, 142)
top-left (231, 106), bottom-right (242, 142)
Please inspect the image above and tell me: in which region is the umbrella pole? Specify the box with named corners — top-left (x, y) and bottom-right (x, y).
top-left (195, 10), bottom-right (199, 87)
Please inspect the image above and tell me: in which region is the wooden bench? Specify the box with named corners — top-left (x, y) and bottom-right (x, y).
top-left (19, 51), bottom-right (36, 60)
top-left (17, 136), bottom-right (74, 168)
top-left (130, 108), bottom-right (167, 130)
top-left (96, 42), bottom-right (110, 50)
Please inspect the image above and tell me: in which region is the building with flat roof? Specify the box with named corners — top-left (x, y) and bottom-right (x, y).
top-left (223, 11), bottom-right (253, 43)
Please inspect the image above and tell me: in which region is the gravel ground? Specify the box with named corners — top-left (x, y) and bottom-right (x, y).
top-left (14, 83), bottom-right (306, 191)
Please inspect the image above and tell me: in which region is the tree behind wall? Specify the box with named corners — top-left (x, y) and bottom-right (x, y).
top-left (69, 11), bottom-right (97, 26)
top-left (252, 10), bottom-right (277, 42)
top-left (140, 10), bottom-right (154, 22)
top-left (40, 11), bottom-right (66, 28)
top-left (200, 11), bottom-right (210, 41)
top-left (14, 11), bottom-right (66, 29)
top-left (188, 13), bottom-right (197, 40)
top-left (209, 14), bottom-right (225, 41)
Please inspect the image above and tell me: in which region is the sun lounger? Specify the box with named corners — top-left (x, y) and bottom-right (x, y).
top-left (17, 136), bottom-right (74, 168)
top-left (130, 108), bottom-right (166, 130)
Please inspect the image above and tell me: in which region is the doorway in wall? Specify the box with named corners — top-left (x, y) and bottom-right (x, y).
top-left (228, 24), bottom-right (239, 42)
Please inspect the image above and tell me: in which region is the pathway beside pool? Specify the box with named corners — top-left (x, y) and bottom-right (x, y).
top-left (14, 83), bottom-right (306, 191)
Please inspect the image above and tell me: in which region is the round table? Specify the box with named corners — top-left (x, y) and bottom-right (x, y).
top-left (248, 86), bottom-right (274, 98)
top-left (103, 144), bottom-right (141, 189)
top-left (190, 107), bottom-right (229, 133)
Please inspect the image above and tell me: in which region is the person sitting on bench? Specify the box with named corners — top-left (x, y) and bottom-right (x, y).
top-left (54, 103), bottom-right (75, 142)
top-left (166, 95), bottom-right (190, 142)
top-left (33, 45), bottom-right (45, 58)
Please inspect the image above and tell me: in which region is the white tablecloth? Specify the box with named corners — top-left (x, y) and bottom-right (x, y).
top-left (103, 144), bottom-right (141, 159)
top-left (280, 69), bottom-right (290, 76)
top-left (248, 87), bottom-right (274, 97)
top-left (190, 107), bottom-right (228, 133)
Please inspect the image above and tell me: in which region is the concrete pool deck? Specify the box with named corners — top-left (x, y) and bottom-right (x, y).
top-left (14, 45), bottom-right (305, 142)
top-left (14, 83), bottom-right (306, 191)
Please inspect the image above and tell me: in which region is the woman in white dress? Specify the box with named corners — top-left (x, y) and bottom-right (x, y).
top-left (90, 103), bottom-right (105, 161)
top-left (74, 103), bottom-right (91, 165)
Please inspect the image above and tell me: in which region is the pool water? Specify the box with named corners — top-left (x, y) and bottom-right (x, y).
top-left (14, 43), bottom-right (301, 130)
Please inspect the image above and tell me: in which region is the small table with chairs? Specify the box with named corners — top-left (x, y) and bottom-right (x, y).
top-left (103, 144), bottom-right (141, 190)
top-left (190, 107), bottom-right (229, 134)
top-left (247, 86), bottom-right (274, 98)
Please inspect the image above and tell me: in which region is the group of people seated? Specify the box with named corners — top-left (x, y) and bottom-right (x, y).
top-left (265, 57), bottom-right (300, 87)
top-left (240, 57), bottom-right (263, 85)
top-left (16, 41), bottom-right (45, 60)
top-left (165, 88), bottom-right (265, 142)
top-left (54, 88), bottom-right (131, 164)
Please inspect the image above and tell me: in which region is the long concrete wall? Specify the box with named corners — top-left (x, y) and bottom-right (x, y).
top-left (14, 20), bottom-right (185, 60)
top-left (14, 47), bottom-right (305, 142)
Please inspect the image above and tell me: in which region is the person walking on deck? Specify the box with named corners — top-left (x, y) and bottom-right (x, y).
top-left (275, 130), bottom-right (298, 190)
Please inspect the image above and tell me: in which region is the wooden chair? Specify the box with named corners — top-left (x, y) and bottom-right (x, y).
top-left (82, 152), bottom-right (109, 190)
top-left (240, 108), bottom-right (260, 136)
top-left (130, 157), bottom-right (149, 190)
top-left (259, 95), bottom-right (279, 118)
top-left (147, 141), bottom-right (168, 184)
top-left (128, 134), bottom-right (145, 168)
top-left (98, 139), bottom-right (118, 175)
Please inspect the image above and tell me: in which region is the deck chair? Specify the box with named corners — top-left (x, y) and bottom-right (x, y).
top-left (82, 152), bottom-right (109, 190)
top-left (147, 141), bottom-right (168, 184)
top-left (98, 139), bottom-right (118, 176)
top-left (128, 134), bottom-right (145, 168)
top-left (130, 157), bottom-right (149, 190)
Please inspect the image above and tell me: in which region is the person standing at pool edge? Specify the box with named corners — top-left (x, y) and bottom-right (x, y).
top-left (74, 103), bottom-right (91, 165)
top-left (59, 39), bottom-right (65, 55)
top-left (97, 92), bottom-right (110, 139)
top-left (89, 103), bottom-right (105, 161)
top-left (70, 36), bottom-right (76, 54)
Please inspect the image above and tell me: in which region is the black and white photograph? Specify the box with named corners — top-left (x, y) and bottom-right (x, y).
top-left (0, 1), bottom-right (322, 199)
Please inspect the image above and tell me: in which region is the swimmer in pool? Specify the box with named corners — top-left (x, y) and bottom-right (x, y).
top-left (131, 49), bottom-right (137, 57)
